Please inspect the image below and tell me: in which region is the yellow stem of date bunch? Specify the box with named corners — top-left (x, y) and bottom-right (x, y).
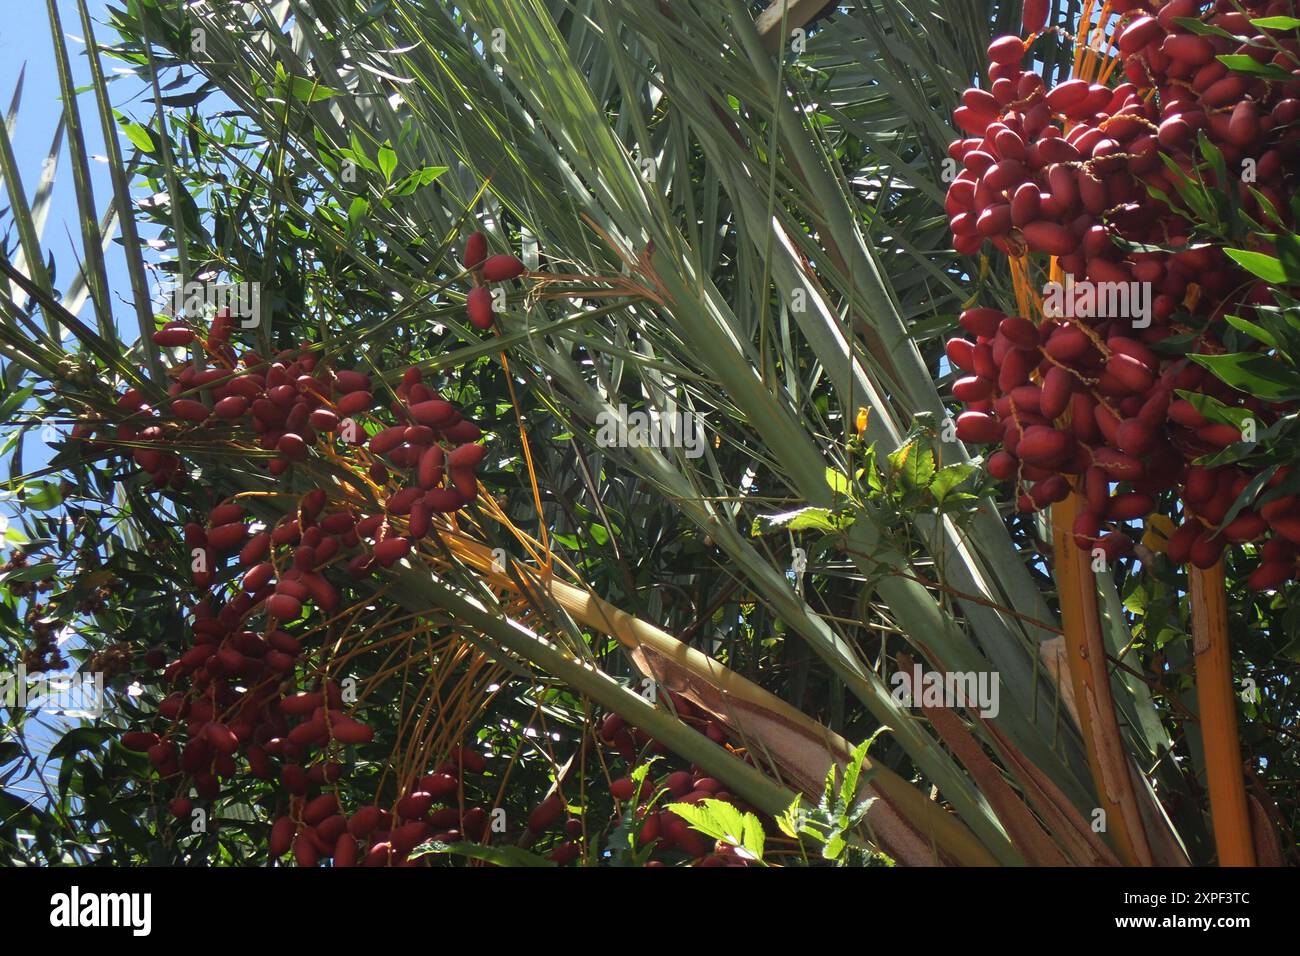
top-left (1050, 494), bottom-right (1154, 866)
top-left (1188, 561), bottom-right (1256, 866)
top-left (1014, 249), bottom-right (1154, 865)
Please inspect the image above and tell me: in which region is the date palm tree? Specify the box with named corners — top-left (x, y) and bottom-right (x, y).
top-left (0, 0), bottom-right (1290, 867)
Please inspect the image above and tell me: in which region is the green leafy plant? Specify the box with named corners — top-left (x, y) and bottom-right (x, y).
top-left (773, 733), bottom-right (892, 866)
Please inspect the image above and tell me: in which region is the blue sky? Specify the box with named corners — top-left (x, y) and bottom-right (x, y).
top-left (1, 0), bottom-right (152, 538)
top-left (1, 0), bottom-right (154, 810)
top-left (1, 0), bottom-right (150, 320)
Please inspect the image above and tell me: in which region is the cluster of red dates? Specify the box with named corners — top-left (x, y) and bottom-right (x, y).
top-left (944, 0), bottom-right (1300, 586)
top-left (100, 238), bottom-right (527, 864)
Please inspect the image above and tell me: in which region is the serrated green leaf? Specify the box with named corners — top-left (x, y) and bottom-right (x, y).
top-left (930, 462), bottom-right (974, 502)
top-left (821, 761), bottom-right (837, 813)
top-left (825, 466), bottom-right (851, 496)
top-left (739, 812), bottom-right (766, 860)
top-left (823, 831), bottom-right (845, 860)
top-left (861, 444), bottom-right (884, 494)
top-left (776, 796), bottom-right (801, 839)
top-left (670, 798), bottom-right (763, 861)
top-left (630, 758), bottom-right (656, 786)
top-left (845, 795), bottom-right (878, 828)
top-left (710, 801), bottom-right (747, 842)
top-left (840, 740), bottom-right (867, 808)
top-left (888, 440), bottom-right (935, 491)
top-left (751, 506), bottom-right (849, 536)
